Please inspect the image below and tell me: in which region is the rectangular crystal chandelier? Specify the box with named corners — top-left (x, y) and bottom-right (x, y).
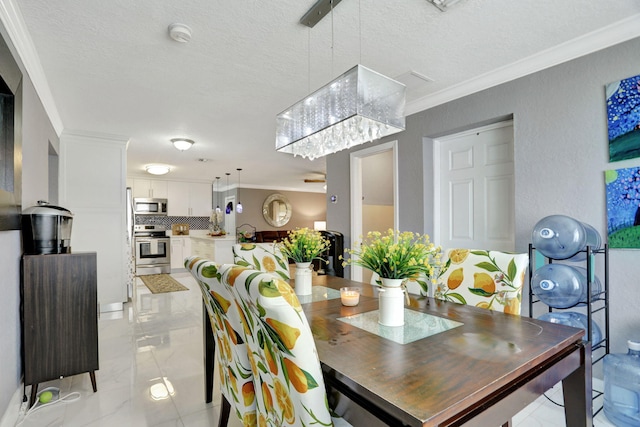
top-left (275, 64), bottom-right (406, 160)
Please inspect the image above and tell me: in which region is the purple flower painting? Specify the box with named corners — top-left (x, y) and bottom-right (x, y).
top-left (607, 74), bottom-right (640, 162)
top-left (605, 166), bottom-right (640, 248)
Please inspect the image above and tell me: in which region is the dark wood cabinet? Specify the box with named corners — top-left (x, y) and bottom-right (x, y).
top-left (22, 252), bottom-right (99, 403)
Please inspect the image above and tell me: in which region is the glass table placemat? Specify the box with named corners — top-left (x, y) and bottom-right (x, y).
top-left (337, 309), bottom-right (464, 345)
top-left (297, 286), bottom-right (341, 304)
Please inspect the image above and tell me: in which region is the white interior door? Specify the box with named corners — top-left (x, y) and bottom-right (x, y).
top-left (350, 141), bottom-right (399, 282)
top-left (434, 121), bottom-right (515, 252)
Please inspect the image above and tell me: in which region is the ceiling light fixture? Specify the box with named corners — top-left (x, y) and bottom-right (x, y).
top-left (215, 176), bottom-right (221, 213)
top-left (145, 164), bottom-right (170, 175)
top-left (171, 138), bottom-right (194, 151)
top-left (236, 168), bottom-right (243, 214)
top-left (275, 2), bottom-right (406, 160)
top-left (299, 0), bottom-right (344, 28)
top-left (425, 0), bottom-right (463, 11)
top-left (225, 173), bottom-right (233, 214)
top-left (168, 23), bottom-right (192, 43)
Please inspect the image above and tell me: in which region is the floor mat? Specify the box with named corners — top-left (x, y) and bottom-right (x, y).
top-left (139, 274), bottom-right (189, 294)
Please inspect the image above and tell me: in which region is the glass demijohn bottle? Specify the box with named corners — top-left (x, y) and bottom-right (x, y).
top-left (604, 340), bottom-right (640, 426)
top-left (531, 264), bottom-right (602, 308)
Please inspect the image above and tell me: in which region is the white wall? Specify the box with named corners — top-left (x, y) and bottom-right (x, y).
top-left (0, 23), bottom-right (59, 419)
top-left (0, 231), bottom-right (22, 420)
top-left (327, 36), bottom-right (640, 356)
top-left (60, 131), bottom-right (129, 311)
top-left (361, 204), bottom-right (394, 284)
top-left (362, 150), bottom-right (394, 206)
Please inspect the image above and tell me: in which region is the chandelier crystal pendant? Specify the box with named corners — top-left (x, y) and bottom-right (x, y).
top-left (275, 64), bottom-right (406, 160)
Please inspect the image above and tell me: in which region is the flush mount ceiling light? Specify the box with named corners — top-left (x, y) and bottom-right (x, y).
top-left (275, 2), bottom-right (406, 160)
top-left (145, 164), bottom-right (170, 175)
top-left (168, 23), bottom-right (192, 43)
top-left (171, 138), bottom-right (194, 151)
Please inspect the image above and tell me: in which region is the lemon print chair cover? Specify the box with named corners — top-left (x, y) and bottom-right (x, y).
top-left (232, 243), bottom-right (291, 280)
top-left (186, 257), bottom-right (257, 427)
top-left (224, 267), bottom-right (351, 426)
top-left (435, 249), bottom-right (529, 315)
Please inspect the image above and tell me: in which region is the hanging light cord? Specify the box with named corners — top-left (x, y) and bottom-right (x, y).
top-left (359, 0), bottom-right (362, 64)
top-left (330, 0), bottom-right (334, 78)
top-left (308, 28), bottom-right (311, 93)
top-left (237, 169), bottom-right (241, 199)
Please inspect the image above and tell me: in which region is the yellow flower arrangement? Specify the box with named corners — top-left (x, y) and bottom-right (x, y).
top-left (342, 229), bottom-right (442, 280)
top-left (278, 228), bottom-right (330, 264)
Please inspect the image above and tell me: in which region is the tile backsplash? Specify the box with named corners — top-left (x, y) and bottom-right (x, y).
top-left (135, 215), bottom-right (210, 230)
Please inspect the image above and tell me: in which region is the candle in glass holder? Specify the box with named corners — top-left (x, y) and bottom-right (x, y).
top-left (340, 287), bottom-right (360, 306)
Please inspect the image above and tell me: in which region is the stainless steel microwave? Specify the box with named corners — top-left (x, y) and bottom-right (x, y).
top-left (133, 198), bottom-right (168, 215)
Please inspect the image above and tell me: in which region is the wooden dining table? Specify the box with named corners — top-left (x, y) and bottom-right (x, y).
top-left (203, 274), bottom-right (592, 427)
top-left (305, 275), bottom-right (592, 427)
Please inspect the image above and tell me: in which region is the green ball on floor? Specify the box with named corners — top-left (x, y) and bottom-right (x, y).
top-left (39, 391), bottom-right (53, 404)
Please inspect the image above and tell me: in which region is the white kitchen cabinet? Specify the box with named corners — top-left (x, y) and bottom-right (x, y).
top-left (189, 182), bottom-right (213, 216)
top-left (170, 236), bottom-right (192, 270)
top-left (168, 181), bottom-right (190, 216)
top-left (168, 181), bottom-right (212, 217)
top-left (132, 179), bottom-right (168, 199)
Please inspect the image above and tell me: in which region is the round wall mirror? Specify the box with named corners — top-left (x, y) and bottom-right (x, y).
top-left (262, 193), bottom-right (292, 227)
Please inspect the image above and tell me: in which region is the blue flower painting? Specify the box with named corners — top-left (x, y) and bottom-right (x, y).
top-left (605, 166), bottom-right (640, 248)
top-left (607, 74), bottom-right (640, 162)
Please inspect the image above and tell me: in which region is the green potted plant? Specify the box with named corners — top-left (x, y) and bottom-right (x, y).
top-left (342, 229), bottom-right (442, 326)
top-left (278, 228), bottom-right (330, 296)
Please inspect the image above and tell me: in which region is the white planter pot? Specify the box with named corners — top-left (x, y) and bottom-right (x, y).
top-left (295, 262), bottom-right (312, 296)
top-left (378, 278), bottom-right (405, 326)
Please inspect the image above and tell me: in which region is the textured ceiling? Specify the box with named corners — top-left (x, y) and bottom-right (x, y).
top-left (11, 0), bottom-right (640, 191)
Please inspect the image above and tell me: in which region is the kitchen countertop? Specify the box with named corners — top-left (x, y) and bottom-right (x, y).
top-left (188, 231), bottom-right (235, 241)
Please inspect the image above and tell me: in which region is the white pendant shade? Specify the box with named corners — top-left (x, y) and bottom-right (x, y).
top-left (276, 64), bottom-right (406, 160)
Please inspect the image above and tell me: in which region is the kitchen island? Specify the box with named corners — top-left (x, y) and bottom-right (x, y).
top-left (188, 232), bottom-right (235, 265)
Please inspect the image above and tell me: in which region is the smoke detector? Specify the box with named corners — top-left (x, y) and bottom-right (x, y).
top-left (168, 23), bottom-right (192, 43)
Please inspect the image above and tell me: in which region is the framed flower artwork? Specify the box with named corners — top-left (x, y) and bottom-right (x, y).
top-left (607, 73), bottom-right (640, 162)
top-left (605, 166), bottom-right (640, 248)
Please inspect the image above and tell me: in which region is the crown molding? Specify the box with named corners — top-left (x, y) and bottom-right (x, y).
top-left (0, 0), bottom-right (64, 135)
top-left (61, 129), bottom-right (130, 144)
top-left (406, 13), bottom-right (640, 116)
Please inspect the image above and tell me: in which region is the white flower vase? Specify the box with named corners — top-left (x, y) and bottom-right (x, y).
top-left (378, 278), bottom-right (405, 326)
top-left (295, 262), bottom-right (313, 296)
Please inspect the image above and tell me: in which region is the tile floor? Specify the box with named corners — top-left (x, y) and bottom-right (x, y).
top-left (15, 272), bottom-right (616, 427)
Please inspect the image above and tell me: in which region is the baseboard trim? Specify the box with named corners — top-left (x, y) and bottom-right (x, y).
top-left (100, 302), bottom-right (123, 313)
top-left (0, 384), bottom-right (24, 427)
